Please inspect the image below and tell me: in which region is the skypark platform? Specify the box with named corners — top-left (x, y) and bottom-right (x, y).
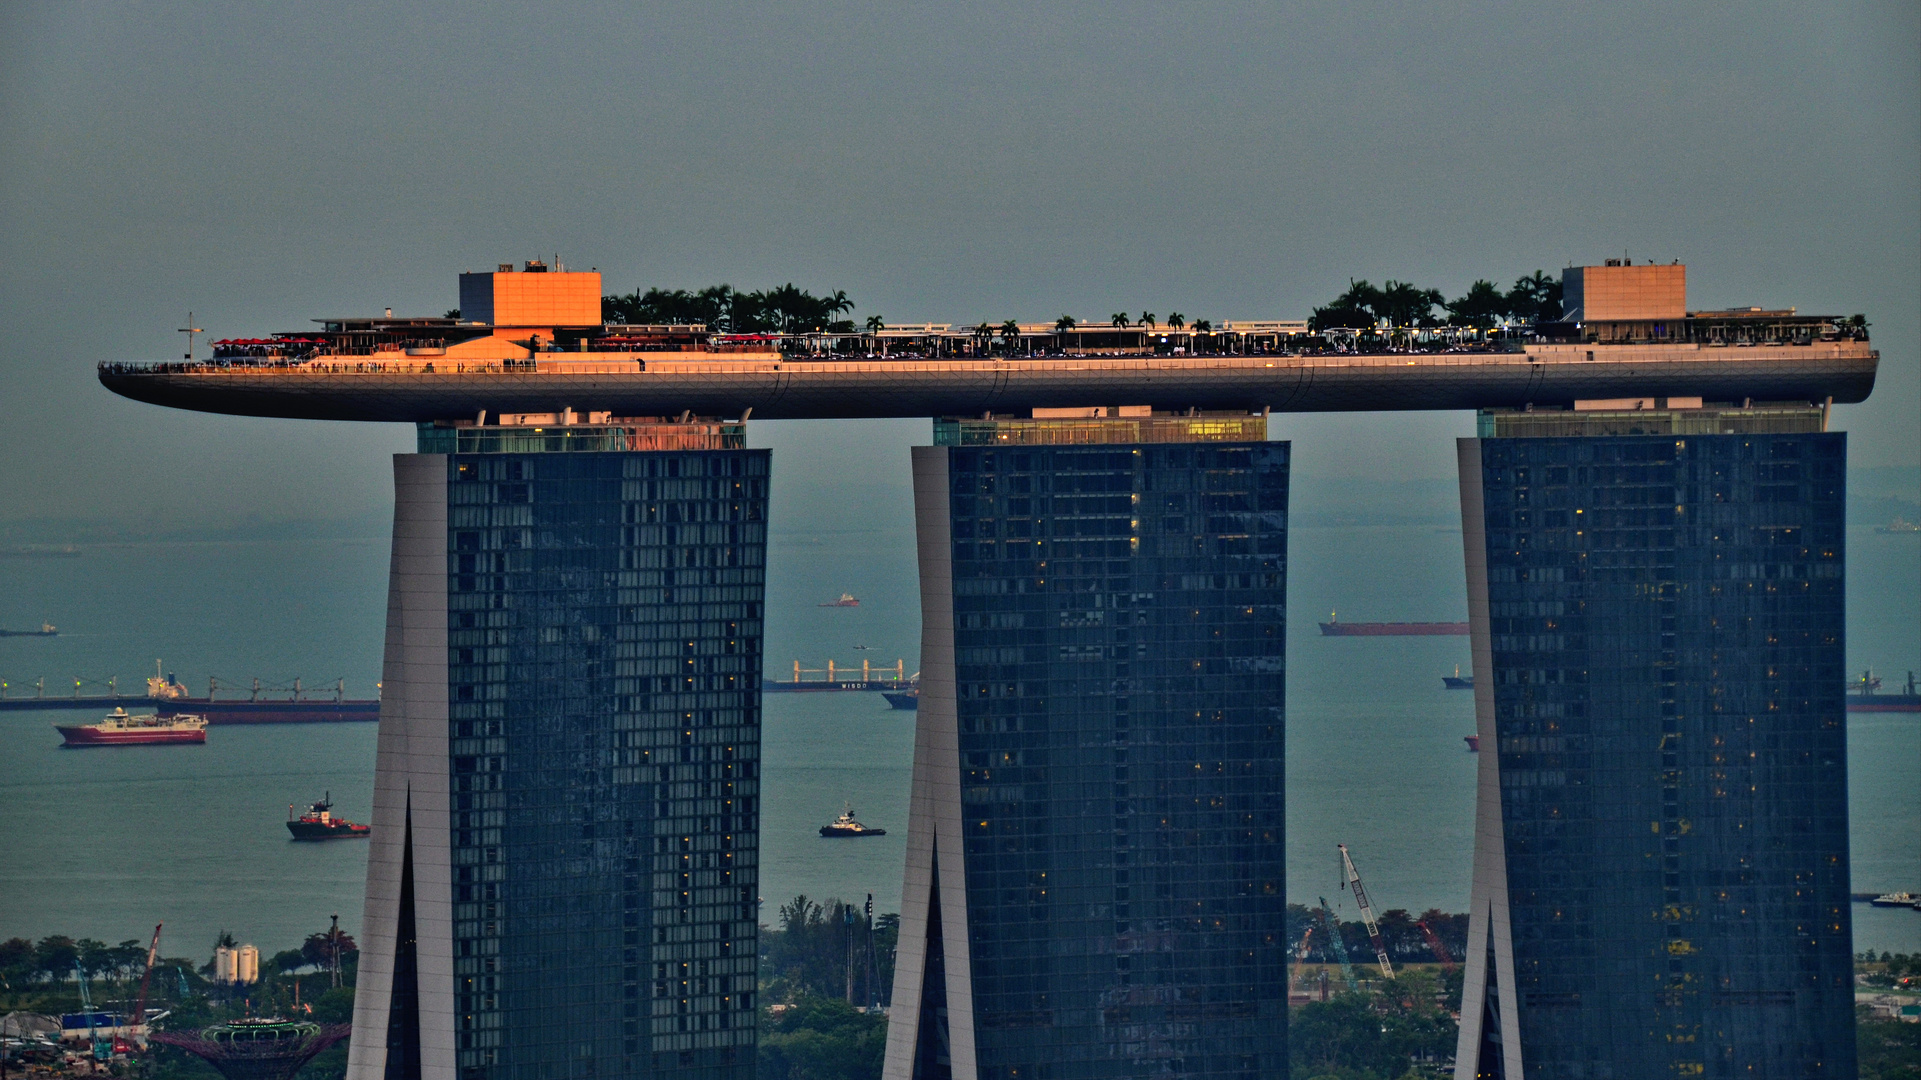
top-left (98, 260), bottom-right (1877, 421)
top-left (100, 341), bottom-right (1875, 421)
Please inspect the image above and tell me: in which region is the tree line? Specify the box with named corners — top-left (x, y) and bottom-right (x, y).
top-left (1285, 904), bottom-right (1468, 967)
top-left (602, 284), bottom-right (856, 334)
top-left (1308, 272), bottom-right (1564, 332)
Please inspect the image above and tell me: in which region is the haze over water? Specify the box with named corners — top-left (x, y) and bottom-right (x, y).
top-left (1, 421), bottom-right (1914, 962)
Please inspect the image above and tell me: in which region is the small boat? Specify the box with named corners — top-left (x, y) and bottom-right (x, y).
top-left (820, 805), bottom-right (886, 838)
top-left (1443, 666), bottom-right (1474, 690)
top-left (819, 593), bottom-right (860, 607)
top-left (287, 793), bottom-right (371, 840)
top-left (55, 708), bottom-right (207, 747)
top-left (1870, 892), bottom-right (1917, 907)
top-left (1463, 734), bottom-right (1480, 752)
top-left (1874, 518), bottom-right (1920, 534)
top-left (882, 689), bottom-right (919, 710)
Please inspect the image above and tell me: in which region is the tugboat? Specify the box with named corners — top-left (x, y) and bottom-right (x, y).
top-left (55, 708), bottom-right (207, 747)
top-left (287, 794), bottom-right (371, 840)
top-left (819, 593), bottom-right (861, 607)
top-left (819, 805), bottom-right (886, 838)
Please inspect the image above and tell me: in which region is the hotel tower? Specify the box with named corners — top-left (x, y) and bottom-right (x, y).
top-left (1454, 404), bottom-right (1856, 1077)
top-left (348, 418), bottom-right (768, 1080)
top-left (883, 413), bottom-right (1291, 1080)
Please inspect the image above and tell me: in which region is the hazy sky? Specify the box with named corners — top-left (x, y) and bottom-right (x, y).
top-left (2, 0), bottom-right (1915, 533)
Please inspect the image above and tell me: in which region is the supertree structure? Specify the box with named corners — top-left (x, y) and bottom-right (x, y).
top-left (150, 1018), bottom-right (352, 1080)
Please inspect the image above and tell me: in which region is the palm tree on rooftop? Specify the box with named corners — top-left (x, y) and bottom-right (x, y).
top-left (865, 315), bottom-right (885, 333)
top-left (1168, 312), bottom-right (1185, 330)
top-left (1140, 311), bottom-right (1156, 332)
top-left (1111, 312), bottom-right (1131, 328)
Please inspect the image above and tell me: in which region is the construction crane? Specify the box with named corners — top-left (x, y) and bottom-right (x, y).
top-left (1317, 896), bottom-right (1358, 991)
top-left (1417, 918), bottom-right (1457, 972)
top-left (74, 963), bottom-right (112, 1061)
top-left (130, 922), bottom-right (163, 1049)
top-left (1289, 924), bottom-right (1316, 999)
top-left (1338, 843), bottom-right (1396, 978)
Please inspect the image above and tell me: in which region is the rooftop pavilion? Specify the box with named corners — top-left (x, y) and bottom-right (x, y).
top-left (98, 262), bottom-right (1878, 422)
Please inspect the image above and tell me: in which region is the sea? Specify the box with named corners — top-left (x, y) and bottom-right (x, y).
top-left (2, 422), bottom-right (1916, 962)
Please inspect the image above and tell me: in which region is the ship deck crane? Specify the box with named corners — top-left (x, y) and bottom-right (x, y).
top-left (1339, 843), bottom-right (1396, 978)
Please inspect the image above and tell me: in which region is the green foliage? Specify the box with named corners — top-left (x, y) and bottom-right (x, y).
top-left (602, 284), bottom-right (854, 334)
top-left (1444, 281), bottom-right (1507, 330)
top-left (1309, 271), bottom-right (1564, 333)
top-left (760, 896), bottom-right (897, 1007)
top-left (1858, 1006), bottom-right (1921, 1080)
top-left (1506, 271), bottom-right (1562, 324)
top-left (1289, 974), bottom-right (1456, 1079)
top-left (758, 994), bottom-right (887, 1080)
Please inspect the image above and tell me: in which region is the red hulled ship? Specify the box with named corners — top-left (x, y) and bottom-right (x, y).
top-left (287, 794), bottom-right (371, 840)
top-left (55, 708), bottom-right (207, 747)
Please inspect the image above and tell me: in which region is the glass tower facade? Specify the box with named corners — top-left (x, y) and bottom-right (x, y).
top-left (350, 420), bottom-right (767, 1080)
top-left (886, 416), bottom-right (1289, 1080)
top-left (1454, 409), bottom-right (1854, 1079)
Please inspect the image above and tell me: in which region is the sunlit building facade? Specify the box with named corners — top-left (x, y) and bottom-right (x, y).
top-left (348, 418), bottom-right (767, 1080)
top-left (885, 414), bottom-right (1290, 1080)
top-left (1455, 407), bottom-right (1855, 1079)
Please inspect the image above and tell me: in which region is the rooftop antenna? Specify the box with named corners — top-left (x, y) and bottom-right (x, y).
top-left (177, 312), bottom-right (204, 360)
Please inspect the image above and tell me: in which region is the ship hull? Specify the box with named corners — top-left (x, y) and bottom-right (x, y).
top-left (1847, 696), bottom-right (1921, 713)
top-left (1442, 676), bottom-right (1474, 689)
top-left (56, 726), bottom-right (205, 747)
top-left (158, 699), bottom-right (379, 724)
top-left (1321, 622), bottom-right (1469, 636)
top-left (819, 827), bottom-right (887, 838)
top-left (882, 692), bottom-right (920, 710)
top-left (288, 822), bottom-right (371, 840)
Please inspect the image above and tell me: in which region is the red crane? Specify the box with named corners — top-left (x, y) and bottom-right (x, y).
top-left (133, 923), bottom-right (163, 1027)
top-left (1417, 919), bottom-right (1457, 971)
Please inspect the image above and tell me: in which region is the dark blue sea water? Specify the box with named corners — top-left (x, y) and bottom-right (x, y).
top-left (2, 424), bottom-right (1915, 961)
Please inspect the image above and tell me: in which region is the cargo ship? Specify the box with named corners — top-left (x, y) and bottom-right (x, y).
top-left (1320, 613), bottom-right (1469, 636)
top-left (287, 794), bottom-right (371, 840)
top-left (0, 623), bottom-right (58, 637)
top-left (156, 698), bottom-right (380, 723)
top-left (1847, 670), bottom-right (1921, 713)
top-left (819, 805), bottom-right (886, 838)
top-left (55, 708), bottom-right (207, 747)
top-left (1442, 666), bottom-right (1474, 690)
top-left (148, 667), bottom-right (380, 723)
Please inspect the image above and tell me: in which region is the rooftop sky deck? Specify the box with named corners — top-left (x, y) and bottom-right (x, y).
top-left (99, 338), bottom-right (1876, 422)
